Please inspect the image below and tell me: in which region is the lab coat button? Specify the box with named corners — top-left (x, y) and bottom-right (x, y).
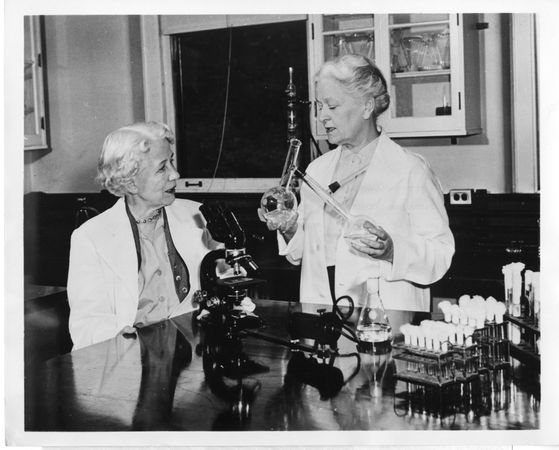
top-left (181, 287), bottom-right (188, 293)
top-left (175, 275), bottom-right (181, 281)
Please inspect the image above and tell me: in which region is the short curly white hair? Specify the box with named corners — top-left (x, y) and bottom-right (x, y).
top-left (96, 122), bottom-right (175, 197)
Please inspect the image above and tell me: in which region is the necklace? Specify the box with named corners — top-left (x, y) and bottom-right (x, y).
top-left (135, 208), bottom-right (162, 224)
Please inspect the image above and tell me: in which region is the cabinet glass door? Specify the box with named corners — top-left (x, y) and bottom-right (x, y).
top-left (322, 14), bottom-right (375, 62)
top-left (388, 14), bottom-right (451, 119)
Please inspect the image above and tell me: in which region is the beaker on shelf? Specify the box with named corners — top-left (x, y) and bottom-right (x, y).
top-left (364, 34), bottom-right (375, 61)
top-left (420, 34), bottom-right (443, 71)
top-left (435, 30), bottom-right (450, 69)
top-left (400, 36), bottom-right (424, 72)
top-left (336, 35), bottom-right (354, 57)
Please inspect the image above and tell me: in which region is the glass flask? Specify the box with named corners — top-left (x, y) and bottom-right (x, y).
top-left (260, 139), bottom-right (301, 229)
top-left (356, 277), bottom-right (392, 347)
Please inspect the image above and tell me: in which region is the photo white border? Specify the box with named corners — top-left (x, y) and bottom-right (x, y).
top-left (4, 0), bottom-right (559, 447)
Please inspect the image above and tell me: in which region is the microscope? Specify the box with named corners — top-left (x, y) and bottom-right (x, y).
top-left (195, 201), bottom-right (265, 331)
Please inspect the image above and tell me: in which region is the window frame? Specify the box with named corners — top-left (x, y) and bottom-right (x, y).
top-left (141, 15), bottom-right (308, 193)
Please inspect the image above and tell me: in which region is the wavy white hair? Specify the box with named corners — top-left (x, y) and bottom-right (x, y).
top-left (315, 54), bottom-right (390, 118)
top-left (96, 122), bottom-right (175, 197)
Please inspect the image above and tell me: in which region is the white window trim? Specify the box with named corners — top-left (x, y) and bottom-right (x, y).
top-left (140, 15), bottom-right (307, 194)
top-left (510, 14), bottom-right (539, 193)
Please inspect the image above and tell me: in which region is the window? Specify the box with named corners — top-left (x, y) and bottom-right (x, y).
top-left (170, 20), bottom-right (308, 192)
top-left (24, 16), bottom-right (49, 150)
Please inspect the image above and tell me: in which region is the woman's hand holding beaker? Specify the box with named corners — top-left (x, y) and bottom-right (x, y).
top-left (349, 221), bottom-right (394, 263)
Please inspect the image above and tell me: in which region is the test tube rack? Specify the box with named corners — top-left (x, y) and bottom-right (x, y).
top-left (393, 322), bottom-right (509, 385)
top-left (504, 313), bottom-right (540, 370)
top-left (392, 322), bottom-right (510, 419)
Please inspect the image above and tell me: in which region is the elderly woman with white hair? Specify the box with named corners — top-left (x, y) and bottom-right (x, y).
top-left (67, 122), bottom-right (219, 350)
top-left (261, 55), bottom-right (455, 314)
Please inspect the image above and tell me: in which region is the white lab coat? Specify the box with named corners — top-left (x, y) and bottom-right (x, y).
top-left (67, 198), bottom-right (217, 350)
top-left (279, 133), bottom-right (454, 311)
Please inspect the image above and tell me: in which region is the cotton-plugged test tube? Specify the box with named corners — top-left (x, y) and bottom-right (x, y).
top-left (524, 270), bottom-right (534, 318)
top-left (464, 326), bottom-right (474, 346)
top-left (438, 300), bottom-right (452, 322)
top-left (502, 265), bottom-right (513, 314)
top-left (400, 324), bottom-right (412, 346)
top-left (532, 272), bottom-right (540, 327)
top-left (450, 304), bottom-right (460, 324)
top-left (456, 325), bottom-right (464, 346)
top-left (511, 262), bottom-right (525, 317)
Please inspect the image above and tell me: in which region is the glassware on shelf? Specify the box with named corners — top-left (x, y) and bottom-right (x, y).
top-left (420, 34), bottom-right (442, 71)
top-left (260, 139), bottom-right (301, 229)
top-left (435, 29), bottom-right (450, 69)
top-left (356, 276), bottom-right (393, 347)
top-left (364, 34), bottom-right (375, 61)
top-left (400, 36), bottom-right (424, 72)
top-left (336, 35), bottom-right (354, 56)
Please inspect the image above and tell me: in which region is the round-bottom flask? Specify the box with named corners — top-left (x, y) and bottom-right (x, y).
top-left (260, 186), bottom-right (298, 230)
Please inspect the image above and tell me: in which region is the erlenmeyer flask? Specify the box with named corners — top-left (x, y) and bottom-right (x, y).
top-left (356, 277), bottom-right (392, 347)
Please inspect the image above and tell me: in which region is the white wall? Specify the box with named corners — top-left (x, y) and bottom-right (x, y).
top-left (25, 15), bottom-right (145, 193)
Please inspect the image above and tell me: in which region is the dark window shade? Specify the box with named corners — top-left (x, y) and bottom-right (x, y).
top-left (171, 20), bottom-right (308, 179)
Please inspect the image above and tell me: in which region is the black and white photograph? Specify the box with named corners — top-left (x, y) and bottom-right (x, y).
top-left (4, 0), bottom-right (559, 447)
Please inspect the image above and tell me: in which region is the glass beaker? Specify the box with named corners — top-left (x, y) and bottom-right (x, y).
top-left (293, 167), bottom-right (378, 247)
top-left (364, 34), bottom-right (375, 61)
top-left (420, 34), bottom-right (442, 70)
top-left (356, 277), bottom-right (392, 347)
top-left (435, 29), bottom-right (450, 69)
top-left (400, 36), bottom-right (424, 72)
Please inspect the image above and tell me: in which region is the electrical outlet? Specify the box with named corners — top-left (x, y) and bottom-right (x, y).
top-left (449, 189), bottom-right (472, 205)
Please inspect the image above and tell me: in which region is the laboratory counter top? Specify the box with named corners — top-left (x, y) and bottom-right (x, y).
top-left (25, 300), bottom-right (540, 435)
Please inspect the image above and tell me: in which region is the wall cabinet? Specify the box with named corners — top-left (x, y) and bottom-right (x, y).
top-left (24, 16), bottom-right (48, 150)
top-left (307, 14), bottom-right (482, 138)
